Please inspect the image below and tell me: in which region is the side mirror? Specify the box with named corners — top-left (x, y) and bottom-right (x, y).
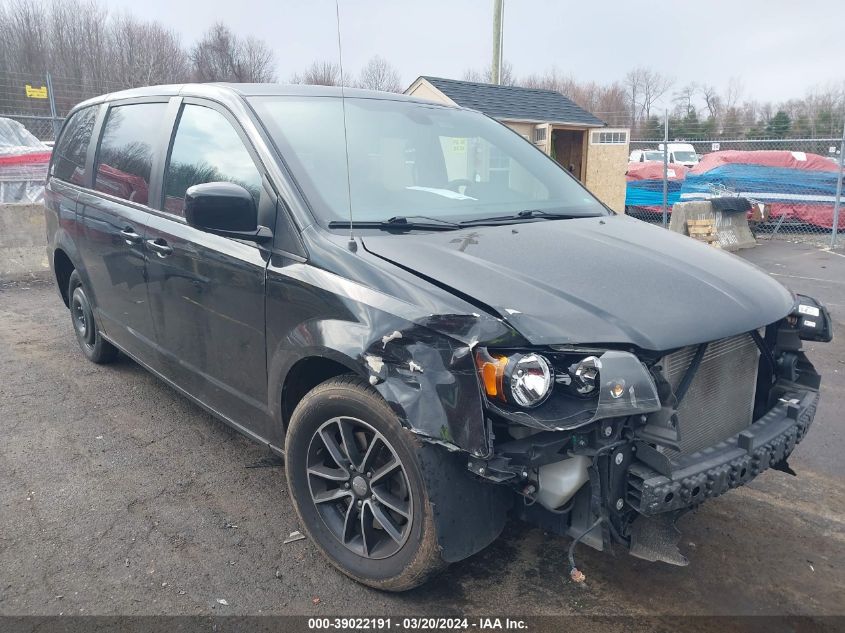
top-left (184, 182), bottom-right (272, 243)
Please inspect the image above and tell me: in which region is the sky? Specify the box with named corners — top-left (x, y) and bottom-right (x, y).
top-left (103, 0), bottom-right (845, 111)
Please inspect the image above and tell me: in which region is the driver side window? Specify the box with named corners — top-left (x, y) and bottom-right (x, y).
top-left (163, 104), bottom-right (262, 216)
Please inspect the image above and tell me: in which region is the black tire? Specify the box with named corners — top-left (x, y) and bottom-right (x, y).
top-left (67, 270), bottom-right (118, 364)
top-left (285, 374), bottom-right (448, 591)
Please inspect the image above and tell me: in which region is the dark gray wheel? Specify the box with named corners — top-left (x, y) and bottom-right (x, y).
top-left (68, 270), bottom-right (118, 364)
top-left (285, 375), bottom-right (448, 591)
top-left (307, 416), bottom-right (413, 559)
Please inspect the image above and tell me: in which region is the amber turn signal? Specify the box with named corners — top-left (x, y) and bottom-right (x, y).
top-left (475, 349), bottom-right (509, 401)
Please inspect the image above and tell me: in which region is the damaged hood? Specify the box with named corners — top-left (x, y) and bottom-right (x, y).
top-left (361, 214), bottom-right (794, 351)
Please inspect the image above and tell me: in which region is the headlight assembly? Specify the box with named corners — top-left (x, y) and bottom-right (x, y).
top-left (476, 348), bottom-right (662, 426)
top-left (475, 350), bottom-right (553, 408)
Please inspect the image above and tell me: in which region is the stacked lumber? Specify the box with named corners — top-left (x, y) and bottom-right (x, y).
top-left (686, 219), bottom-right (720, 248)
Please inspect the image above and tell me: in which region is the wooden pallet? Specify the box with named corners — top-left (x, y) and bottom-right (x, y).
top-left (686, 219), bottom-right (720, 247)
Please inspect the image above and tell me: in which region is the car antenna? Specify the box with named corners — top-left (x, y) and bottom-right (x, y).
top-left (335, 0), bottom-right (357, 252)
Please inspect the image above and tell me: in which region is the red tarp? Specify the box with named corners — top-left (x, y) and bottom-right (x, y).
top-left (691, 150), bottom-right (839, 174)
top-left (626, 162), bottom-right (689, 181)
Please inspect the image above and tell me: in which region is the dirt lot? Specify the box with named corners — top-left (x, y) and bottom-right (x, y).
top-left (1, 239), bottom-right (844, 619)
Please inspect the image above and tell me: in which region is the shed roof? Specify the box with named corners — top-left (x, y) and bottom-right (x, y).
top-left (417, 76), bottom-right (606, 127)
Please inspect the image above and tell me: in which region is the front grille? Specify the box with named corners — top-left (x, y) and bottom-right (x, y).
top-left (661, 333), bottom-right (760, 456)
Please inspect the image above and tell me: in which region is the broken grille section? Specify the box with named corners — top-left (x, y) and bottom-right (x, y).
top-left (661, 333), bottom-right (760, 456)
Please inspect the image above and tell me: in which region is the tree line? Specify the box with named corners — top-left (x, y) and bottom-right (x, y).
top-left (0, 0), bottom-right (401, 117)
top-left (465, 62), bottom-right (845, 140)
top-left (2, 0), bottom-right (842, 140)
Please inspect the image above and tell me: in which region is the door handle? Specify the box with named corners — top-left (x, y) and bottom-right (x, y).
top-left (146, 238), bottom-right (173, 258)
top-left (120, 227), bottom-right (142, 245)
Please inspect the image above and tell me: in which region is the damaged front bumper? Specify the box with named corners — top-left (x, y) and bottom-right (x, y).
top-left (474, 330), bottom-right (825, 567)
top-left (628, 387), bottom-right (819, 515)
top-left (456, 299), bottom-right (830, 568)
top-left (496, 382), bottom-right (821, 568)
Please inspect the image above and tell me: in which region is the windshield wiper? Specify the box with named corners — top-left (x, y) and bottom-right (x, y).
top-left (328, 215), bottom-right (461, 231)
top-left (459, 209), bottom-right (588, 225)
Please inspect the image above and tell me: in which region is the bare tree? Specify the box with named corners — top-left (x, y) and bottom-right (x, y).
top-left (624, 67), bottom-right (673, 125)
top-left (190, 23), bottom-right (276, 83)
top-left (239, 36), bottom-right (275, 82)
top-left (584, 81), bottom-right (629, 126)
top-left (520, 68), bottom-right (575, 96)
top-left (673, 82), bottom-right (698, 117)
top-left (109, 15), bottom-right (189, 88)
top-left (357, 55), bottom-right (401, 92)
top-left (699, 84), bottom-right (721, 120)
top-left (3, 0), bottom-right (49, 74)
top-left (462, 60), bottom-right (515, 86)
top-left (291, 61), bottom-right (341, 86)
top-left (724, 77), bottom-right (744, 111)
top-left (624, 67), bottom-right (644, 126)
top-left (639, 68), bottom-right (674, 121)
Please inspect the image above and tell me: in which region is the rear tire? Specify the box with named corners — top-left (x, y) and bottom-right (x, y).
top-left (285, 374), bottom-right (448, 591)
top-left (68, 270), bottom-right (118, 364)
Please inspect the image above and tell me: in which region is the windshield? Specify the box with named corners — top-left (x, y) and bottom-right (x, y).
top-left (250, 96), bottom-right (606, 225)
top-left (672, 151), bottom-right (698, 163)
top-left (644, 151), bottom-right (663, 161)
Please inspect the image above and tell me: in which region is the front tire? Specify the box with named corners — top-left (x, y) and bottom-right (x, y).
top-left (68, 270), bottom-right (118, 364)
top-left (285, 375), bottom-right (448, 591)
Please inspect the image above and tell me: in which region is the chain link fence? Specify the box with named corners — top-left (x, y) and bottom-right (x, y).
top-left (1, 71), bottom-right (61, 141)
top-left (626, 132), bottom-right (845, 248)
top-left (1, 70), bottom-right (132, 141)
top-left (2, 69), bottom-right (844, 247)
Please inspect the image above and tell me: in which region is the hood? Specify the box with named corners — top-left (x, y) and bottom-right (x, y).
top-left (361, 214), bottom-right (794, 351)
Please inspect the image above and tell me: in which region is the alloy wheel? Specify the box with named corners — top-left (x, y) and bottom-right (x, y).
top-left (306, 416), bottom-right (413, 559)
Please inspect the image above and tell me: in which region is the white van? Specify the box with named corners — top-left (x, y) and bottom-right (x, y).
top-left (629, 149), bottom-right (665, 163)
top-left (658, 143), bottom-right (699, 167)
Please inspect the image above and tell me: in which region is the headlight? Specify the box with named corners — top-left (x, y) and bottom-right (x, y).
top-left (509, 354), bottom-right (553, 407)
top-left (475, 350), bottom-right (553, 408)
top-left (571, 356), bottom-right (601, 396)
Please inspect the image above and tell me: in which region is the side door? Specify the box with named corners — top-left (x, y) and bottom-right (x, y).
top-left (77, 99), bottom-right (171, 363)
top-left (144, 98), bottom-right (273, 430)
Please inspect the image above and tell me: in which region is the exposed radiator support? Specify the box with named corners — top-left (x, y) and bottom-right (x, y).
top-left (661, 333), bottom-right (760, 456)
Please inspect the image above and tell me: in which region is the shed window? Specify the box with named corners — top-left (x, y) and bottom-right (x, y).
top-left (533, 127), bottom-right (547, 143)
top-left (591, 131), bottom-right (627, 145)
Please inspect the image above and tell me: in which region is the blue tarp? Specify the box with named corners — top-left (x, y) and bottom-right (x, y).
top-left (680, 164), bottom-right (839, 204)
top-left (626, 180), bottom-right (684, 207)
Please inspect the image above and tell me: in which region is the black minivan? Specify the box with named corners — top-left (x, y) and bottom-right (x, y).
top-left (46, 83), bottom-right (831, 590)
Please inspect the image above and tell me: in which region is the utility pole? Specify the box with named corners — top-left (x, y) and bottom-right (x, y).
top-left (662, 110), bottom-right (669, 228)
top-left (492, 0), bottom-right (503, 85)
top-left (831, 117), bottom-right (845, 248)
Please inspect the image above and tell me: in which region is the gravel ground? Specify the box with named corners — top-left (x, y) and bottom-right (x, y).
top-left (0, 240), bottom-right (843, 618)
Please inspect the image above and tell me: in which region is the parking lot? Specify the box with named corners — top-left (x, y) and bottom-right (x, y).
top-left (1, 239), bottom-right (844, 619)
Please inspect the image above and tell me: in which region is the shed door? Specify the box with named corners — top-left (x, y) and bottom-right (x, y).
top-left (552, 129), bottom-right (585, 182)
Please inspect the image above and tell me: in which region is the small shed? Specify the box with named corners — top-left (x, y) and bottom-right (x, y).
top-left (405, 76), bottom-right (630, 212)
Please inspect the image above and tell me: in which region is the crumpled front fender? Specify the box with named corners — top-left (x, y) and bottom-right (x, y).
top-left (266, 259), bottom-right (524, 457)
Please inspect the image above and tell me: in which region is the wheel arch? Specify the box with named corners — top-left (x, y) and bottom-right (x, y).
top-left (50, 229), bottom-right (89, 308)
top-left (53, 248), bottom-right (75, 307)
top-left (279, 354), bottom-right (363, 435)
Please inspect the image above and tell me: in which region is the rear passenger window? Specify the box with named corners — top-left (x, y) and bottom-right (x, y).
top-left (95, 103), bottom-right (168, 205)
top-left (163, 104), bottom-right (262, 216)
top-left (51, 107), bottom-right (97, 185)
